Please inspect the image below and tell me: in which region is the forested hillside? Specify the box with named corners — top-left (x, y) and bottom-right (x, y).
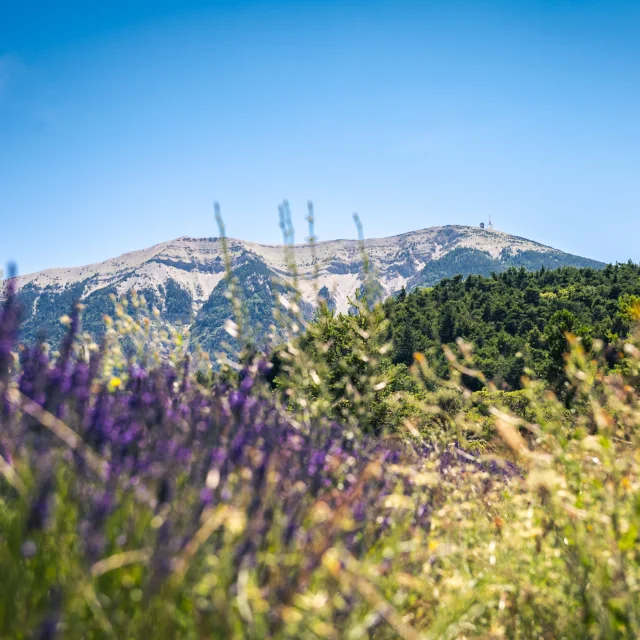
top-left (384, 262), bottom-right (640, 389)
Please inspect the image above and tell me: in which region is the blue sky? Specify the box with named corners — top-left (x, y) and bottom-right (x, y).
top-left (1, 0), bottom-right (639, 276)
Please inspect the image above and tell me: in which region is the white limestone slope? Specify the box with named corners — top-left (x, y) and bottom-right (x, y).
top-left (10, 225), bottom-right (571, 315)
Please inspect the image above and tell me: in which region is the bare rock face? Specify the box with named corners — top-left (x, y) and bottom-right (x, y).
top-left (6, 225), bottom-right (604, 354)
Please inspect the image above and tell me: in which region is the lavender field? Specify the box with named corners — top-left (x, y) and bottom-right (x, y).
top-left (1, 233), bottom-right (640, 639)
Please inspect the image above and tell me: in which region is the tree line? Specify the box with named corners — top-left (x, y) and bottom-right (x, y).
top-left (383, 262), bottom-right (640, 390)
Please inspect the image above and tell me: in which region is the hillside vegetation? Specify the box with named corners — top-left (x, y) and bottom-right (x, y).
top-left (385, 262), bottom-right (640, 389)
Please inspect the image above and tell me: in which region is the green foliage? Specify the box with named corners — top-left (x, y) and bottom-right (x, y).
top-left (385, 262), bottom-right (640, 390)
top-left (272, 302), bottom-right (422, 435)
top-left (408, 246), bottom-right (604, 288)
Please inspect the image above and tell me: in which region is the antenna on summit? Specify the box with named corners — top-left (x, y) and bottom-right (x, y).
top-left (487, 215), bottom-right (494, 231)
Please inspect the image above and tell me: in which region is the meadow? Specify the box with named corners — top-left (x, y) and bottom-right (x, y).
top-left (1, 220), bottom-right (640, 639)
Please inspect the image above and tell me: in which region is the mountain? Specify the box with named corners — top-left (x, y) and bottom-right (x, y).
top-left (5, 225), bottom-right (605, 355)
